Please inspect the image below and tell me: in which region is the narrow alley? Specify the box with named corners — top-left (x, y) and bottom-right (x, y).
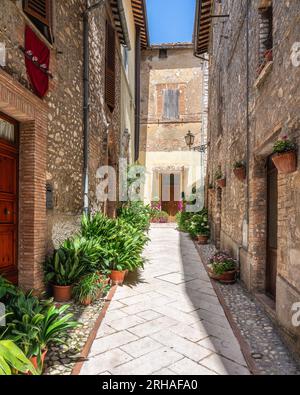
top-left (0, 0), bottom-right (300, 381)
top-left (80, 224), bottom-right (250, 375)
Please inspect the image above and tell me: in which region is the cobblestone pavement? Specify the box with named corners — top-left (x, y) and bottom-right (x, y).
top-left (198, 244), bottom-right (300, 376)
top-left (80, 224), bottom-right (250, 375)
top-left (44, 298), bottom-right (106, 375)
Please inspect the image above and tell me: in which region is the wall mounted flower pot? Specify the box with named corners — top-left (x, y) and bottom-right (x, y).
top-left (272, 151), bottom-right (297, 174)
top-left (197, 235), bottom-right (209, 245)
top-left (216, 178), bottom-right (226, 188)
top-left (110, 270), bottom-right (126, 285)
top-left (233, 167), bottom-right (246, 181)
top-left (53, 284), bottom-right (73, 302)
top-left (264, 49), bottom-right (273, 62)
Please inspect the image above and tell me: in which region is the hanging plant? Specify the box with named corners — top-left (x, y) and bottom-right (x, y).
top-left (215, 169), bottom-right (226, 188)
top-left (233, 161), bottom-right (246, 181)
top-left (272, 136), bottom-right (297, 174)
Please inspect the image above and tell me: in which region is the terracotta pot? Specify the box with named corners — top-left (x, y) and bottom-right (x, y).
top-left (53, 284), bottom-right (73, 302)
top-left (208, 268), bottom-right (237, 284)
top-left (197, 235), bottom-right (209, 245)
top-left (272, 151), bottom-right (297, 174)
top-left (216, 178), bottom-right (226, 188)
top-left (110, 270), bottom-right (126, 285)
top-left (233, 167), bottom-right (246, 181)
top-left (30, 349), bottom-right (47, 373)
top-left (81, 296), bottom-right (92, 306)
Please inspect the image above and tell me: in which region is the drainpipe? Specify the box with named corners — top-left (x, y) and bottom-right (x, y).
top-left (246, 0), bottom-right (250, 236)
top-left (82, 0), bottom-right (106, 215)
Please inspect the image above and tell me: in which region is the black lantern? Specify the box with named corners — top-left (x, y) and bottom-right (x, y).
top-left (185, 131), bottom-right (195, 150)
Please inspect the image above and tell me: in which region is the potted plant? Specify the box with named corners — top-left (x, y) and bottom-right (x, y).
top-left (73, 272), bottom-right (105, 305)
top-left (215, 169), bottom-right (226, 188)
top-left (188, 211), bottom-right (210, 245)
top-left (208, 252), bottom-right (237, 284)
top-left (44, 246), bottom-right (86, 302)
top-left (233, 160), bottom-right (246, 181)
top-left (98, 219), bottom-right (148, 285)
top-left (3, 290), bottom-right (80, 373)
top-left (272, 136), bottom-right (297, 174)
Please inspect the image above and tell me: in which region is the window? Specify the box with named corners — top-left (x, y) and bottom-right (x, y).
top-left (159, 48), bottom-right (168, 59)
top-left (23, 0), bottom-right (53, 43)
top-left (163, 89), bottom-right (179, 120)
top-left (105, 21), bottom-right (116, 112)
top-left (258, 5), bottom-right (273, 67)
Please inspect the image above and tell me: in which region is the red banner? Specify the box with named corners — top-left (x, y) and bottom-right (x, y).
top-left (24, 26), bottom-right (50, 98)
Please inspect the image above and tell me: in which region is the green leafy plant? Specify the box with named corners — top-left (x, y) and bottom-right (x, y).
top-left (73, 273), bottom-right (105, 304)
top-left (273, 136), bottom-right (297, 154)
top-left (98, 219), bottom-right (149, 272)
top-left (0, 339), bottom-right (37, 375)
top-left (233, 160), bottom-right (246, 169)
top-left (117, 201), bottom-right (152, 232)
top-left (176, 211), bottom-right (194, 233)
top-left (215, 169), bottom-right (223, 180)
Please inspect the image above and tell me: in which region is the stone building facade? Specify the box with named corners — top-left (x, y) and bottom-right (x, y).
top-left (195, 0), bottom-right (300, 353)
top-left (139, 44), bottom-right (207, 215)
top-left (0, 0), bottom-right (148, 291)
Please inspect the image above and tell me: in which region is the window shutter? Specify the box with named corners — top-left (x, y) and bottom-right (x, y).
top-left (163, 89), bottom-right (179, 119)
top-left (105, 21), bottom-right (116, 112)
top-left (23, 0), bottom-right (51, 27)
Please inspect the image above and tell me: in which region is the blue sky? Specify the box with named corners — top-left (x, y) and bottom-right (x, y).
top-left (146, 0), bottom-right (196, 44)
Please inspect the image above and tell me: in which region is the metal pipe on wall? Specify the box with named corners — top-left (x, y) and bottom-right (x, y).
top-left (82, 0), bottom-right (106, 214)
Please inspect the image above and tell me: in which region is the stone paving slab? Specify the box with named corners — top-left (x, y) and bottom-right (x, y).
top-left (80, 225), bottom-right (250, 375)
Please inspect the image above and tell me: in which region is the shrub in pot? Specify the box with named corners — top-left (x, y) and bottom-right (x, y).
top-left (73, 273), bottom-right (107, 305)
top-left (208, 252), bottom-right (237, 284)
top-left (99, 219), bottom-right (149, 285)
top-left (272, 136), bottom-right (297, 174)
top-left (2, 289), bottom-right (79, 373)
top-left (233, 161), bottom-right (246, 181)
top-left (188, 210), bottom-right (210, 244)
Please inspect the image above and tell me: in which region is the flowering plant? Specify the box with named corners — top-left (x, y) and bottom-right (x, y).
top-left (189, 211), bottom-right (210, 238)
top-left (273, 136), bottom-right (297, 154)
top-left (209, 252), bottom-right (237, 275)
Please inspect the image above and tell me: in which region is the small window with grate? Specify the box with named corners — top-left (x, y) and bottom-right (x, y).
top-left (258, 4), bottom-right (273, 69)
top-left (159, 48), bottom-right (168, 59)
top-left (23, 0), bottom-right (53, 43)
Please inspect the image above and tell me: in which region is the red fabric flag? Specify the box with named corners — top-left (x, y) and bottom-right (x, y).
top-left (24, 26), bottom-right (50, 98)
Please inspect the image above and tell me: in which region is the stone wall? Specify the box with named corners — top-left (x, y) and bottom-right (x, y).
top-left (0, 0), bottom-right (122, 288)
top-left (140, 45), bottom-right (206, 204)
top-left (206, 0), bottom-right (300, 353)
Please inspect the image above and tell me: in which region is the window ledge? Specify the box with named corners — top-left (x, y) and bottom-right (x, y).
top-left (254, 61), bottom-right (273, 89)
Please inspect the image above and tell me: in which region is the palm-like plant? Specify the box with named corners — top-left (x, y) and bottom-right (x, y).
top-left (0, 339), bottom-right (37, 375)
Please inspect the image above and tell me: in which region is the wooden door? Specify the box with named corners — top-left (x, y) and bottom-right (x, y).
top-left (266, 157), bottom-right (278, 300)
top-left (161, 174), bottom-right (180, 217)
top-left (0, 113), bottom-right (18, 284)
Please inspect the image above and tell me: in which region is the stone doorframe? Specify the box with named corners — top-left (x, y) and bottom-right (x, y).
top-left (0, 70), bottom-right (48, 291)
